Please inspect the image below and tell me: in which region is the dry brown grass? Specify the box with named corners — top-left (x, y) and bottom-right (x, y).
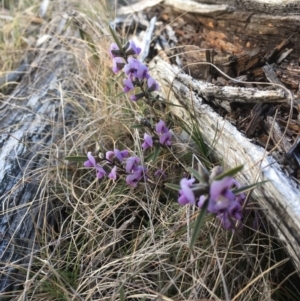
top-left (0, 0), bottom-right (299, 300)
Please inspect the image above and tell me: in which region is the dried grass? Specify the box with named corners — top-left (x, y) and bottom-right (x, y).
top-left (0, 0), bottom-right (299, 300)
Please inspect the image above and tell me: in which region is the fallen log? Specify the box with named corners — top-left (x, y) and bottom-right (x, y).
top-left (150, 56), bottom-right (300, 271)
top-left (0, 12), bottom-right (84, 293)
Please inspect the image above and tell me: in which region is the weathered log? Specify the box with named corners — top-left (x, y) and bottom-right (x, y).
top-left (150, 54), bottom-right (300, 271)
top-left (0, 13), bottom-right (83, 293)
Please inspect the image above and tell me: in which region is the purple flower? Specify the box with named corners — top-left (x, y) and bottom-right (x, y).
top-left (114, 149), bottom-right (129, 162)
top-left (156, 120), bottom-right (169, 134)
top-left (198, 195), bottom-right (207, 208)
top-left (84, 152), bottom-right (97, 168)
top-left (126, 156), bottom-right (140, 173)
top-left (124, 57), bottom-right (140, 79)
top-left (96, 165), bottom-right (106, 179)
top-left (136, 63), bottom-right (149, 80)
top-left (178, 178), bottom-right (196, 205)
top-left (84, 152), bottom-right (106, 179)
top-left (217, 201), bottom-right (243, 230)
top-left (126, 166), bottom-right (146, 188)
top-left (109, 43), bottom-right (122, 58)
top-left (130, 93), bottom-right (145, 101)
top-left (123, 78), bottom-right (134, 93)
top-left (227, 201), bottom-right (243, 221)
top-left (159, 132), bottom-right (172, 146)
top-left (154, 169), bottom-right (167, 179)
top-left (124, 57), bottom-right (149, 80)
top-left (208, 177), bottom-right (236, 213)
top-left (142, 133), bottom-right (153, 150)
top-left (217, 212), bottom-right (232, 230)
top-left (147, 77), bottom-right (159, 92)
top-left (106, 151), bottom-right (115, 162)
top-left (108, 166), bottom-right (117, 180)
top-left (124, 40), bottom-right (141, 56)
top-left (231, 179), bottom-right (246, 205)
top-left (106, 149), bottom-right (129, 163)
top-left (112, 57), bottom-right (125, 74)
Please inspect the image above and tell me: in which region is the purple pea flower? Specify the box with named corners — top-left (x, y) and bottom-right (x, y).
top-left (106, 151), bottom-right (115, 162)
top-left (198, 195), bottom-right (207, 208)
top-left (178, 178), bottom-right (196, 205)
top-left (217, 212), bottom-right (232, 230)
top-left (142, 133), bottom-right (153, 150)
top-left (154, 169), bottom-right (167, 179)
top-left (124, 57), bottom-right (140, 79)
top-left (108, 166), bottom-right (117, 180)
top-left (208, 177), bottom-right (236, 214)
top-left (123, 78), bottom-right (134, 93)
top-left (227, 201), bottom-right (243, 221)
top-left (124, 40), bottom-right (141, 56)
top-left (112, 57), bottom-right (125, 74)
top-left (84, 152), bottom-right (106, 179)
top-left (159, 131), bottom-right (172, 146)
top-left (147, 77), bottom-right (160, 92)
top-left (126, 166), bottom-right (146, 188)
top-left (114, 149), bottom-right (129, 162)
top-left (109, 43), bottom-right (123, 58)
top-left (106, 149), bottom-right (129, 163)
top-left (96, 166), bottom-right (106, 179)
top-left (124, 57), bottom-right (149, 80)
top-left (84, 152), bottom-right (97, 168)
top-left (126, 156), bottom-right (141, 173)
top-left (156, 120), bottom-right (169, 134)
top-left (217, 201), bottom-right (243, 230)
top-left (136, 62), bottom-right (149, 80)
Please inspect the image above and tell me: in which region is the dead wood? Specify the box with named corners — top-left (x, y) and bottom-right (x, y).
top-left (150, 55), bottom-right (300, 271)
top-left (0, 12), bottom-right (86, 293)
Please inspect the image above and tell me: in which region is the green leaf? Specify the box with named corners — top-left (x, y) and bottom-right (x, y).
top-left (232, 180), bottom-right (268, 194)
top-left (131, 124), bottom-right (144, 129)
top-left (145, 145), bottom-right (161, 162)
top-left (151, 145), bottom-right (161, 163)
top-left (164, 183), bottom-right (180, 191)
top-left (79, 27), bottom-right (85, 40)
top-left (65, 156), bottom-right (87, 162)
top-left (186, 167), bottom-right (203, 183)
top-left (119, 285), bottom-right (126, 301)
top-left (109, 26), bottom-right (124, 54)
top-left (190, 199), bottom-right (209, 249)
top-left (214, 165), bottom-right (244, 181)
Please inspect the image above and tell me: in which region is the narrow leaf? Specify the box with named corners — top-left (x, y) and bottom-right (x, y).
top-left (109, 26), bottom-right (124, 54)
top-left (151, 145), bottom-right (161, 163)
top-left (232, 180), bottom-right (268, 194)
top-left (164, 183), bottom-right (180, 191)
top-left (190, 199), bottom-right (209, 249)
top-left (130, 124), bottom-right (144, 129)
top-left (119, 285), bottom-right (126, 301)
top-left (65, 156), bottom-right (87, 162)
top-left (187, 167), bottom-right (204, 183)
top-left (214, 165), bottom-right (243, 181)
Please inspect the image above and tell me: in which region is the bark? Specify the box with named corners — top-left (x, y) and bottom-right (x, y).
top-left (0, 13), bottom-right (82, 293)
top-left (150, 55), bottom-right (300, 271)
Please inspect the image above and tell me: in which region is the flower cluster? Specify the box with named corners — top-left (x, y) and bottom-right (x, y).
top-left (142, 120), bottom-right (172, 150)
top-left (84, 149), bottom-right (147, 188)
top-left (109, 40), bottom-right (159, 101)
top-left (178, 168), bottom-right (246, 230)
